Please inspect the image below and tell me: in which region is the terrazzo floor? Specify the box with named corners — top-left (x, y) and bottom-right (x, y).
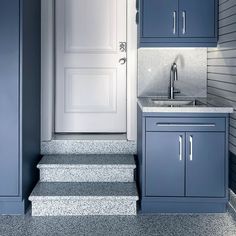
top-left (1, 208), bottom-right (236, 236)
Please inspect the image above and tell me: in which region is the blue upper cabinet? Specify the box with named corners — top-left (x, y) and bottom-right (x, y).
top-left (138, 0), bottom-right (218, 47)
top-left (179, 0), bottom-right (216, 38)
top-left (142, 0), bottom-right (178, 38)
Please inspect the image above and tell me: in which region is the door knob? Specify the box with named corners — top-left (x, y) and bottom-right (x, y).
top-left (119, 57), bottom-right (127, 65)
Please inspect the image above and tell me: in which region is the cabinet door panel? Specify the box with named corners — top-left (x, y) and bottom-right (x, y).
top-left (0, 0), bottom-right (19, 196)
top-left (179, 0), bottom-right (216, 38)
top-left (146, 132), bottom-right (185, 197)
top-left (142, 0), bottom-right (178, 38)
top-left (186, 132), bottom-right (225, 197)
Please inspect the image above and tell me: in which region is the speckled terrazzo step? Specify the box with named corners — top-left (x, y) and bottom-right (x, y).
top-left (41, 139), bottom-right (136, 155)
top-left (38, 154), bottom-right (136, 182)
top-left (29, 182), bottom-right (139, 216)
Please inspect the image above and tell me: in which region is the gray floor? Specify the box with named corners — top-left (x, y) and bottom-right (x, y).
top-left (1, 208), bottom-right (236, 236)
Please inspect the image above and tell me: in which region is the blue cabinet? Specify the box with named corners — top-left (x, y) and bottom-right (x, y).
top-left (138, 0), bottom-right (218, 47)
top-left (137, 109), bottom-right (229, 213)
top-left (142, 0), bottom-right (178, 38)
top-left (179, 0), bottom-right (216, 38)
top-left (0, 0), bottom-right (41, 214)
top-left (0, 0), bottom-right (20, 197)
top-left (186, 132), bottom-right (225, 197)
top-left (146, 132), bottom-right (185, 197)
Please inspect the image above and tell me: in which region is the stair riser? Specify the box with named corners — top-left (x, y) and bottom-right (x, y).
top-left (31, 200), bottom-right (137, 216)
top-left (39, 168), bottom-right (135, 182)
top-left (41, 141), bottom-right (137, 155)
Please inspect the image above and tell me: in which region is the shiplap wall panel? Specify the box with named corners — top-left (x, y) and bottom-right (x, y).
top-left (231, 113), bottom-right (236, 119)
top-left (219, 0), bottom-right (236, 11)
top-left (208, 58), bottom-right (236, 66)
top-left (208, 87), bottom-right (236, 102)
top-left (208, 73), bottom-right (236, 83)
top-left (219, 23), bottom-right (236, 35)
top-left (207, 0), bottom-right (236, 155)
top-left (219, 14), bottom-right (236, 28)
top-left (208, 80), bottom-right (236, 92)
top-left (208, 65), bottom-right (236, 74)
top-left (230, 126), bottom-right (236, 137)
top-left (219, 32), bottom-right (236, 43)
top-left (230, 144), bottom-right (236, 155)
top-left (230, 117), bottom-right (236, 128)
top-left (208, 49), bottom-right (236, 58)
top-left (219, 6), bottom-right (236, 20)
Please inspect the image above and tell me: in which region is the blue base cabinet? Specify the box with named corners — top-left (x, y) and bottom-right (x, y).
top-left (146, 132), bottom-right (185, 197)
top-left (186, 132), bottom-right (225, 197)
top-left (0, 0), bottom-right (41, 214)
top-left (137, 108), bottom-right (229, 213)
top-left (138, 0), bottom-right (218, 47)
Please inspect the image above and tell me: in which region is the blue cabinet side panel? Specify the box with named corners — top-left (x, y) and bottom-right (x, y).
top-left (229, 152), bottom-right (236, 193)
top-left (137, 107), bottom-right (143, 197)
top-left (21, 0), bottom-right (41, 210)
top-left (0, 0), bottom-right (20, 196)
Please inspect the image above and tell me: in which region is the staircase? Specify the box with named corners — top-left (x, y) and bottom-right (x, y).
top-left (29, 154), bottom-right (138, 216)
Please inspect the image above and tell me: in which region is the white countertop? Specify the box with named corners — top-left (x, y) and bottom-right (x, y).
top-left (138, 97), bottom-right (234, 113)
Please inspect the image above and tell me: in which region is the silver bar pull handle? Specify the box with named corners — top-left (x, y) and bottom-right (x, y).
top-left (173, 11), bottom-right (176, 34)
top-left (156, 123), bottom-right (215, 127)
top-left (182, 11), bottom-right (186, 34)
top-left (179, 136), bottom-right (183, 161)
top-left (189, 135), bottom-right (193, 161)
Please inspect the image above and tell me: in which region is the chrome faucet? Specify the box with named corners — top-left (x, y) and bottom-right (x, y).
top-left (169, 62), bottom-right (180, 99)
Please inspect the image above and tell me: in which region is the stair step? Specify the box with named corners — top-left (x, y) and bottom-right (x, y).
top-left (38, 154), bottom-right (136, 182)
top-left (29, 182), bottom-right (138, 216)
top-left (29, 182), bottom-right (138, 200)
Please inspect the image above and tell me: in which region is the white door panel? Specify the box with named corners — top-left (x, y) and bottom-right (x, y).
top-left (55, 0), bottom-right (127, 132)
top-left (64, 68), bottom-right (117, 113)
top-left (64, 0), bottom-right (117, 53)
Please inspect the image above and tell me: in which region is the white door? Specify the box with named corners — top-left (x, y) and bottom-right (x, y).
top-left (55, 0), bottom-right (127, 133)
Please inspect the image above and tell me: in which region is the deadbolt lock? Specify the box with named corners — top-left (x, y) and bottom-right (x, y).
top-left (119, 42), bottom-right (127, 52)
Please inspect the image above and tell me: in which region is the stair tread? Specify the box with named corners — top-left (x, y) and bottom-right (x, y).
top-left (29, 182), bottom-right (138, 200)
top-left (38, 154), bottom-right (136, 168)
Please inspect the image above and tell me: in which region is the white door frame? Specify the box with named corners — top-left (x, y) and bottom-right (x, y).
top-left (41, 0), bottom-right (137, 141)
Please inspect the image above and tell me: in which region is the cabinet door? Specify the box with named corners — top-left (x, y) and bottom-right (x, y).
top-left (179, 0), bottom-right (216, 38)
top-left (186, 133), bottom-right (225, 197)
top-left (142, 0), bottom-right (178, 38)
top-left (146, 132), bottom-right (185, 196)
top-left (0, 0), bottom-right (19, 196)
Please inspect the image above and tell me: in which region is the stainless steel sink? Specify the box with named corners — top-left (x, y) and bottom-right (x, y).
top-left (151, 99), bottom-right (197, 106)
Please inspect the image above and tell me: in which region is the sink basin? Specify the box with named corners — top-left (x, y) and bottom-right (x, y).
top-left (151, 99), bottom-right (197, 106)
